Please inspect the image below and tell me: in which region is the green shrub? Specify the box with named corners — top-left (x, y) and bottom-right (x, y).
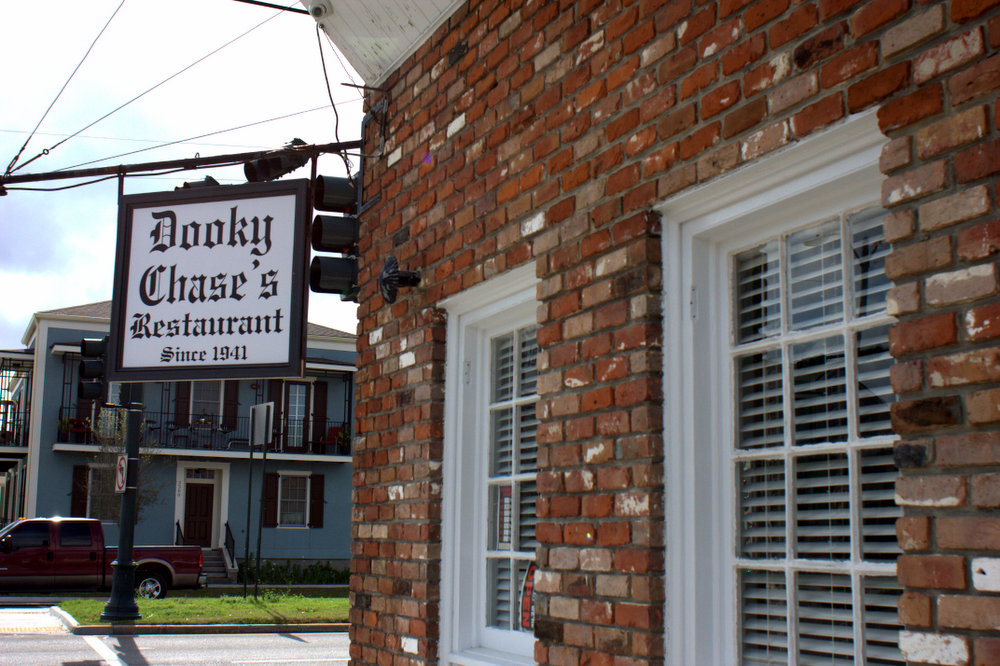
top-left (237, 557), bottom-right (349, 585)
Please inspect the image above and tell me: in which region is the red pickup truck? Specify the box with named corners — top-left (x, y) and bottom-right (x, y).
top-left (0, 517), bottom-right (203, 598)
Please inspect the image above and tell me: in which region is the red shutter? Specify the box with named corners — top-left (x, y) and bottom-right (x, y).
top-left (222, 381), bottom-right (239, 430)
top-left (263, 472), bottom-right (279, 527)
top-left (269, 380), bottom-right (283, 449)
top-left (308, 474), bottom-right (324, 528)
top-left (311, 381), bottom-right (328, 453)
top-left (174, 382), bottom-right (191, 427)
top-left (71, 465), bottom-right (88, 517)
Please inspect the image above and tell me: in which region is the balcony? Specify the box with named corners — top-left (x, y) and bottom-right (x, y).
top-left (56, 406), bottom-right (352, 457)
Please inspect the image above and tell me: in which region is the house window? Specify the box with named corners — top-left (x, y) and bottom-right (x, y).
top-left (285, 383), bottom-right (308, 449)
top-left (279, 474), bottom-right (309, 527)
top-left (730, 209), bottom-right (900, 664)
top-left (190, 380), bottom-right (221, 423)
top-left (662, 115), bottom-right (902, 665)
top-left (441, 265), bottom-right (538, 665)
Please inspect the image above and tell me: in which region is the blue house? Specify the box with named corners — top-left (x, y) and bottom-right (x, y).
top-left (1, 300), bottom-right (355, 577)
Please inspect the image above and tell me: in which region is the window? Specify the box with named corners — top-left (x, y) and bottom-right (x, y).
top-left (662, 114), bottom-right (903, 665)
top-left (441, 265), bottom-right (538, 665)
top-left (59, 521), bottom-right (93, 547)
top-left (279, 474), bottom-right (308, 526)
top-left (11, 522), bottom-right (50, 549)
top-left (285, 383), bottom-right (308, 448)
top-left (262, 471), bottom-right (323, 528)
top-left (191, 380), bottom-right (222, 422)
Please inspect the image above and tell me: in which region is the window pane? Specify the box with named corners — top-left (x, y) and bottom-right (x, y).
top-left (518, 327), bottom-right (539, 397)
top-left (489, 484), bottom-right (513, 550)
top-left (797, 572), bottom-right (855, 664)
top-left (490, 408), bottom-right (513, 476)
top-left (788, 220), bottom-right (843, 330)
top-left (739, 458), bottom-right (786, 559)
top-left (860, 447), bottom-right (902, 562)
top-left (791, 337), bottom-right (847, 446)
top-left (862, 576), bottom-right (905, 664)
top-left (857, 325), bottom-right (894, 438)
top-left (740, 569), bottom-right (788, 665)
top-left (492, 333), bottom-right (515, 403)
top-left (12, 523), bottom-right (50, 548)
top-left (518, 403), bottom-right (538, 473)
top-left (59, 522), bottom-right (92, 547)
top-left (280, 476), bottom-right (307, 526)
top-left (794, 453), bottom-right (850, 560)
top-left (287, 384), bottom-right (307, 448)
top-left (735, 241), bottom-right (782, 343)
top-left (850, 207), bottom-right (890, 318)
top-left (736, 350), bottom-right (784, 450)
top-left (191, 380), bottom-right (220, 420)
top-left (518, 480), bottom-right (538, 552)
top-left (487, 557), bottom-right (513, 629)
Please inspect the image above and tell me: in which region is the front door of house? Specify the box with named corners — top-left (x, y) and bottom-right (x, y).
top-left (184, 483), bottom-right (214, 547)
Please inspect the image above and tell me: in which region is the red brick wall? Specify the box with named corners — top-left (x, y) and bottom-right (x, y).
top-left (351, 0), bottom-right (1000, 663)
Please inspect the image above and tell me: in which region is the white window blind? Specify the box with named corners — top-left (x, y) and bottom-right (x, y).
top-left (487, 325), bottom-right (538, 632)
top-left (732, 207), bottom-right (903, 664)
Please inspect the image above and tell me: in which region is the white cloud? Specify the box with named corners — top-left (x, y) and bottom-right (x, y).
top-left (0, 0), bottom-right (364, 346)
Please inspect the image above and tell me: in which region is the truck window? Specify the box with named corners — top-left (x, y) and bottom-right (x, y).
top-left (59, 522), bottom-right (93, 547)
top-left (11, 523), bottom-right (49, 549)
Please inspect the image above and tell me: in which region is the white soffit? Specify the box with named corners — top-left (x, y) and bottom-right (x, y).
top-left (304, 0), bottom-right (464, 85)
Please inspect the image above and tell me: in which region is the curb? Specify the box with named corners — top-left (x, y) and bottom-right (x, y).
top-left (49, 607), bottom-right (349, 636)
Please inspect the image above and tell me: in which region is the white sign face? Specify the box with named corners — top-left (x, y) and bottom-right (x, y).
top-left (115, 454), bottom-right (127, 494)
top-left (110, 181), bottom-right (308, 380)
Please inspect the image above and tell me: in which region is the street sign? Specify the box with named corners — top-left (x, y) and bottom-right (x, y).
top-left (114, 454), bottom-right (127, 494)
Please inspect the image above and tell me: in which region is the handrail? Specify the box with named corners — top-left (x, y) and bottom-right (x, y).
top-left (224, 521), bottom-right (236, 565)
top-left (175, 521), bottom-right (185, 546)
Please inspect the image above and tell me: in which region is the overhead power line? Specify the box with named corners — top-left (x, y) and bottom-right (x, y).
top-left (0, 139), bottom-right (362, 194)
top-left (231, 0), bottom-right (309, 14)
top-left (9, 3), bottom-right (288, 176)
top-left (4, 0), bottom-right (127, 177)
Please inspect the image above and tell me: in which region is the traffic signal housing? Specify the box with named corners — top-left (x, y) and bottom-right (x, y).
top-left (244, 139), bottom-right (309, 182)
top-left (309, 176), bottom-right (360, 302)
top-left (78, 336), bottom-right (109, 403)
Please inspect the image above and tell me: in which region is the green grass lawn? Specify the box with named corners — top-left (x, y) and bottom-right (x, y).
top-left (60, 592), bottom-right (350, 625)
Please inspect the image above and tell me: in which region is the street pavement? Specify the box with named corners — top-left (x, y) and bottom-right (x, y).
top-left (0, 606), bottom-right (351, 665)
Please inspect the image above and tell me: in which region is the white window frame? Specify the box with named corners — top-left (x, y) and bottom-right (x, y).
top-left (278, 471), bottom-right (310, 528)
top-left (440, 264), bottom-right (538, 666)
top-left (660, 112), bottom-right (894, 665)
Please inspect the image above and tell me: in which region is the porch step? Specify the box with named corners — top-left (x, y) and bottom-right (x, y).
top-left (202, 548), bottom-right (234, 584)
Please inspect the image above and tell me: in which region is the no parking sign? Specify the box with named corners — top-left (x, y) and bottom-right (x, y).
top-left (114, 454), bottom-right (127, 494)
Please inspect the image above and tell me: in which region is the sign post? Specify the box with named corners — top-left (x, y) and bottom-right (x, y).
top-left (101, 406), bottom-right (142, 621)
top-left (245, 403), bottom-right (273, 598)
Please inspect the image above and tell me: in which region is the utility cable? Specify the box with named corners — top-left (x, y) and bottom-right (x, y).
top-left (316, 24), bottom-right (354, 186)
top-left (57, 103), bottom-right (355, 171)
top-left (4, 0), bottom-right (127, 177)
top-left (10, 5), bottom-right (285, 175)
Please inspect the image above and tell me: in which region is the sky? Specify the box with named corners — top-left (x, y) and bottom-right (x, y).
top-left (0, 0), bottom-right (365, 349)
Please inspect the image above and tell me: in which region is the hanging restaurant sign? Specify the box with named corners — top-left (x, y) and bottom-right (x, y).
top-left (108, 179), bottom-right (309, 381)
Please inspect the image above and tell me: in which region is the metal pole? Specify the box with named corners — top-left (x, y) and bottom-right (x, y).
top-left (254, 443), bottom-right (268, 599)
top-left (243, 442), bottom-right (254, 598)
top-left (101, 404), bottom-right (141, 621)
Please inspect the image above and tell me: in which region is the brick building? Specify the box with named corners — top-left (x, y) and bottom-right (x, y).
top-left (313, 0), bottom-right (1000, 663)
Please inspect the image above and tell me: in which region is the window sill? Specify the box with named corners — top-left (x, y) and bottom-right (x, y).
top-left (442, 646), bottom-right (534, 666)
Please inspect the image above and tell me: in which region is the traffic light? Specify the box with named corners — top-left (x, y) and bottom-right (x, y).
top-left (78, 336), bottom-right (109, 402)
top-left (244, 139), bottom-right (309, 182)
top-left (309, 175), bottom-right (360, 302)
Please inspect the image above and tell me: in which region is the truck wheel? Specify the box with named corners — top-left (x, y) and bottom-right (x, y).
top-left (136, 572), bottom-right (168, 599)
